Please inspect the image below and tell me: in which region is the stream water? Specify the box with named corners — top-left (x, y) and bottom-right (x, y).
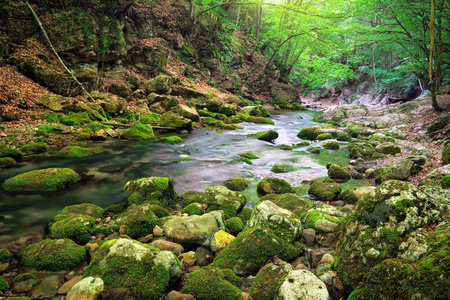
top-left (0, 110), bottom-right (366, 247)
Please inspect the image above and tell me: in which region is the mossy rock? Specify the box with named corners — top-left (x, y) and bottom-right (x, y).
top-left (13, 273), bottom-right (37, 284)
top-left (108, 82), bottom-right (132, 99)
top-left (160, 136), bottom-right (185, 144)
top-left (234, 157), bottom-right (253, 165)
top-left (2, 168), bottom-right (81, 191)
top-left (249, 105), bottom-right (270, 117)
top-left (124, 177), bottom-right (178, 207)
top-left (56, 145), bottom-right (101, 158)
top-left (239, 152), bottom-right (259, 159)
top-left (0, 145), bottom-right (23, 160)
top-left (221, 123), bottom-right (242, 130)
top-left (375, 143), bottom-right (401, 155)
top-left (259, 193), bottom-right (308, 216)
top-left (347, 141), bottom-right (375, 159)
top-left (181, 267), bottom-right (242, 300)
top-left (426, 114), bottom-right (450, 133)
top-left (0, 276), bottom-right (9, 293)
top-left (247, 117), bottom-right (275, 125)
top-left (83, 121), bottom-right (112, 133)
top-left (158, 111), bottom-right (192, 130)
top-left (225, 217), bottom-right (244, 236)
top-left (53, 203), bottom-right (104, 222)
top-left (209, 226), bottom-right (303, 275)
top-left (439, 175), bottom-right (450, 189)
top-left (336, 133), bottom-right (352, 142)
top-left (41, 111), bottom-right (59, 123)
top-left (442, 143), bottom-right (450, 165)
top-left (341, 186), bottom-right (376, 205)
top-left (237, 207), bottom-right (253, 224)
top-left (271, 164), bottom-right (295, 173)
top-left (249, 262), bottom-right (293, 300)
top-left (180, 203), bottom-right (203, 216)
top-left (316, 133), bottom-right (333, 140)
top-left (140, 112), bottom-right (161, 125)
top-left (308, 178), bottom-right (341, 201)
top-left (375, 159), bottom-right (414, 184)
top-left (224, 177), bottom-right (248, 191)
top-left (297, 126), bottom-right (320, 140)
top-left (84, 239), bottom-right (175, 300)
top-left (123, 122), bottom-right (157, 140)
top-left (344, 127), bottom-right (359, 138)
top-left (369, 133), bottom-right (394, 144)
top-left (19, 239), bottom-right (86, 271)
top-left (327, 164), bottom-right (351, 182)
top-left (149, 205), bottom-right (171, 218)
top-left (279, 144), bottom-right (293, 150)
top-left (0, 157), bottom-right (16, 168)
top-left (206, 199), bottom-right (239, 220)
top-left (0, 249), bottom-right (13, 263)
top-left (49, 215), bottom-right (95, 245)
top-left (307, 146), bottom-right (320, 154)
top-left (126, 204), bottom-right (159, 238)
top-left (323, 141), bottom-right (340, 150)
top-left (145, 75), bottom-right (173, 95)
top-left (300, 204), bottom-right (345, 232)
top-left (253, 130), bottom-right (279, 142)
top-left (180, 191), bottom-right (206, 206)
top-left (257, 177), bottom-right (295, 197)
top-left (64, 102), bottom-right (107, 122)
top-left (59, 112), bottom-right (91, 126)
top-left (20, 142), bottom-right (48, 154)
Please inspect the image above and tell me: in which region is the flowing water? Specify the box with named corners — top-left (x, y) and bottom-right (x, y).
top-left (0, 110), bottom-right (365, 246)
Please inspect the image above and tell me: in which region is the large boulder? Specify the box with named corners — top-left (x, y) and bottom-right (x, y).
top-left (341, 186), bottom-right (376, 204)
top-left (126, 203), bottom-right (159, 238)
top-left (248, 200), bottom-right (302, 243)
top-left (49, 215), bottom-right (96, 245)
top-left (204, 186), bottom-right (246, 218)
top-left (163, 211), bottom-right (225, 247)
top-left (334, 180), bottom-right (450, 298)
top-left (301, 204), bottom-right (346, 233)
top-left (84, 238), bottom-right (182, 299)
top-left (375, 159), bottom-right (414, 184)
top-left (259, 193), bottom-right (308, 216)
top-left (275, 269), bottom-right (329, 300)
top-left (158, 111), bottom-right (192, 130)
top-left (209, 226), bottom-right (303, 276)
top-left (174, 104), bottom-right (200, 122)
top-left (254, 130), bottom-right (279, 142)
top-left (375, 142), bottom-right (401, 155)
top-left (2, 168), bottom-right (81, 191)
top-left (308, 178), bottom-right (341, 201)
top-left (327, 163), bottom-right (351, 182)
top-left (256, 177), bottom-right (295, 197)
top-left (347, 141), bottom-right (375, 159)
top-left (145, 75), bottom-right (173, 95)
top-left (124, 177), bottom-right (178, 206)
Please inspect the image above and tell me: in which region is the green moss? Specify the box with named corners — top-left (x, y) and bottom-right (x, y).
top-left (260, 194), bottom-right (308, 215)
top-left (41, 111), bottom-right (59, 123)
top-left (20, 142), bottom-right (48, 154)
top-left (225, 217), bottom-right (244, 236)
top-left (234, 157), bottom-right (253, 165)
top-left (122, 108), bottom-right (136, 123)
top-left (439, 175), bottom-right (450, 189)
top-left (160, 136), bottom-right (185, 144)
top-left (221, 123), bottom-right (243, 130)
top-left (308, 178), bottom-right (341, 201)
top-left (253, 130), bottom-right (279, 142)
top-left (237, 207), bottom-right (253, 224)
top-left (13, 273), bottom-right (37, 283)
top-left (49, 215), bottom-right (95, 245)
top-left (56, 145), bottom-right (101, 158)
top-left (0, 157), bottom-right (16, 168)
top-left (344, 127), bottom-right (359, 138)
top-left (247, 117), bottom-right (275, 125)
top-left (158, 111), bottom-right (192, 130)
top-left (379, 144), bottom-right (401, 155)
top-left (323, 141), bottom-right (340, 150)
top-left (5, 297), bottom-right (31, 300)
top-left (181, 267), bottom-right (242, 300)
top-left (0, 249), bottom-right (13, 263)
top-left (442, 143), bottom-right (450, 165)
top-left (224, 177), bottom-right (248, 191)
top-left (2, 168), bottom-right (81, 191)
top-left (126, 204), bottom-right (159, 238)
top-left (83, 121), bottom-right (112, 133)
top-left (209, 226), bottom-right (303, 275)
top-left (123, 122), bottom-right (157, 140)
top-left (307, 146), bottom-right (320, 154)
top-left (149, 205), bottom-right (171, 218)
top-left (19, 239), bottom-right (86, 271)
top-left (337, 133), bottom-right (352, 142)
top-left (316, 133), bottom-right (333, 140)
top-left (37, 124), bottom-right (54, 136)
top-left (0, 276), bottom-right (8, 293)
top-left (257, 177), bottom-right (295, 196)
top-left (60, 112), bottom-right (91, 126)
top-left (0, 145), bottom-right (23, 160)
top-left (347, 141), bottom-right (375, 159)
top-left (271, 164), bottom-right (295, 173)
top-left (301, 207), bottom-right (343, 229)
top-left (180, 203), bottom-right (203, 216)
top-left (180, 191), bottom-right (206, 206)
top-left (297, 127), bottom-right (320, 140)
top-left (207, 199), bottom-right (238, 219)
top-left (140, 112), bottom-right (161, 125)
top-left (53, 203), bottom-right (104, 222)
top-left (328, 163), bottom-right (351, 182)
top-left (249, 263), bottom-right (291, 300)
top-left (279, 144), bottom-right (293, 150)
top-left (84, 241), bottom-right (170, 300)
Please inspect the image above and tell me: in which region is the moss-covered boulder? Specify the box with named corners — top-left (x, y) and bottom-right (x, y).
top-left (56, 145), bottom-right (101, 158)
top-left (36, 94), bottom-right (72, 112)
top-left (323, 140), bottom-right (340, 149)
top-left (204, 186), bottom-right (246, 213)
top-left (52, 203), bottom-right (104, 222)
top-left (49, 215), bottom-right (95, 244)
top-left (259, 193), bottom-right (309, 216)
top-left (0, 145), bottom-right (23, 160)
top-left (224, 177), bottom-right (248, 191)
top-left (253, 130), bottom-right (279, 142)
top-left (145, 75), bottom-right (173, 95)
top-left (0, 249), bottom-right (13, 263)
top-left (375, 142), bottom-right (401, 155)
top-left (160, 136), bottom-right (185, 144)
top-left (20, 143), bottom-right (48, 154)
top-left (375, 159), bottom-right (414, 184)
top-left (301, 204), bottom-right (346, 233)
top-left (84, 238), bottom-right (181, 299)
top-left (341, 186), bottom-right (376, 204)
top-left (225, 217), bottom-right (244, 236)
top-left (124, 177), bottom-right (178, 206)
top-left (334, 180), bottom-right (450, 298)
top-left (247, 200), bottom-right (302, 243)
top-left (257, 177), bottom-right (295, 197)
top-left (65, 102), bottom-right (107, 122)
top-left (307, 146), bottom-right (320, 154)
top-left (308, 178), bottom-right (341, 201)
top-left (2, 168), bottom-right (81, 191)
top-left (439, 175), bottom-right (450, 189)
top-left (247, 116), bottom-right (275, 125)
top-left (123, 122), bottom-right (157, 140)
top-left (59, 111), bottom-right (91, 126)
top-left (158, 111), bottom-right (192, 130)
top-left (126, 203), bottom-right (159, 238)
top-left (108, 82), bottom-right (132, 99)
top-left (442, 143), bottom-right (450, 165)
top-left (249, 261), bottom-right (293, 300)
top-left (237, 207), bottom-right (253, 224)
top-left (0, 157), bottom-right (16, 168)
top-left (297, 126), bottom-right (320, 140)
top-left (163, 211), bottom-right (225, 247)
top-left (174, 104), bottom-right (200, 122)
top-left (0, 276), bottom-right (9, 293)
top-left (180, 191), bottom-right (206, 206)
top-left (347, 141), bottom-right (375, 159)
top-left (19, 239), bottom-right (86, 271)
top-left (316, 133), bottom-right (333, 140)
top-left (180, 203), bottom-right (203, 216)
top-left (271, 164), bottom-right (295, 173)
top-left (209, 226), bottom-right (303, 276)
top-left (181, 267), bottom-right (242, 300)
top-left (426, 114), bottom-right (450, 133)
top-left (327, 163), bottom-right (351, 182)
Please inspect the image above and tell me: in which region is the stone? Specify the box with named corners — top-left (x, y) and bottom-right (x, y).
top-left (31, 275), bottom-right (63, 298)
top-left (327, 164), bottom-right (351, 182)
top-left (275, 270), bottom-right (329, 300)
top-left (13, 278), bottom-right (36, 293)
top-left (195, 247), bottom-right (211, 266)
top-left (302, 228), bottom-right (316, 246)
top-left (36, 94), bottom-right (73, 111)
top-left (375, 159), bottom-right (414, 183)
top-left (124, 177), bottom-right (178, 206)
top-left (178, 251), bottom-right (197, 267)
top-left (249, 261), bottom-right (293, 300)
top-left (254, 130), bottom-right (279, 142)
top-left (174, 104), bottom-right (200, 122)
top-left (163, 211), bottom-right (225, 246)
top-left (247, 200), bottom-right (302, 243)
top-left (308, 178), bottom-right (341, 202)
top-left (256, 177), bottom-right (295, 197)
top-left (314, 218), bottom-right (339, 233)
top-left (58, 275), bottom-right (83, 294)
top-left (427, 114), bottom-right (450, 133)
top-left (146, 75), bottom-right (173, 95)
top-left (164, 290), bottom-right (196, 300)
top-left (375, 142), bottom-right (401, 155)
top-left (158, 111), bottom-right (192, 130)
top-left (153, 225), bottom-right (164, 237)
top-left (210, 230), bottom-right (235, 252)
top-left (66, 276), bottom-right (104, 300)
top-left (151, 239), bottom-right (184, 256)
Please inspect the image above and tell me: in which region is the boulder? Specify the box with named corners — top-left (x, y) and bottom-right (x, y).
top-left (297, 126), bottom-right (321, 140)
top-left (35, 94), bottom-right (73, 111)
top-left (308, 178), bottom-right (341, 201)
top-left (84, 238), bottom-right (182, 299)
top-left (64, 102), bottom-right (107, 121)
top-left (108, 82), bottom-right (132, 99)
top-left (375, 142), bottom-right (401, 155)
top-left (204, 186), bottom-right (246, 216)
top-left (66, 277), bottom-right (104, 300)
top-left (158, 111), bottom-right (192, 130)
top-left (375, 159), bottom-right (414, 184)
top-left (224, 177), bottom-right (248, 191)
top-left (174, 104), bottom-right (200, 122)
top-left (124, 177), bottom-right (178, 206)
top-left (0, 145), bottom-right (23, 160)
top-left (151, 240), bottom-right (184, 256)
top-left (347, 141), bottom-right (375, 159)
top-left (275, 270), bottom-right (329, 300)
top-left (247, 200), bottom-right (302, 243)
top-left (341, 186), bottom-right (376, 204)
top-left (443, 143), bottom-right (450, 165)
top-left (2, 168), bottom-right (80, 191)
top-left (302, 204), bottom-right (346, 233)
top-left (31, 275), bottom-right (63, 298)
top-left (259, 193), bottom-right (308, 216)
top-left (249, 261), bottom-right (293, 300)
top-left (210, 230), bottom-right (235, 252)
top-left (163, 211), bottom-right (225, 246)
top-left (420, 164), bottom-right (450, 186)
top-left (406, 155), bottom-right (431, 173)
top-left (327, 164), bottom-right (351, 182)
top-left (256, 177), bottom-right (295, 197)
top-left (49, 215), bottom-right (96, 244)
top-left (146, 75), bottom-right (173, 95)
top-left (126, 203), bottom-right (159, 238)
top-left (427, 114), bottom-right (450, 133)
top-left (254, 130), bottom-right (279, 142)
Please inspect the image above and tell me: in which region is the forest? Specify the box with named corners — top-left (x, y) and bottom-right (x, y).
top-left (0, 0), bottom-right (449, 300)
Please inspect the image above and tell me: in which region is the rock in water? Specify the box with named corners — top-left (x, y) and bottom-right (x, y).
top-left (2, 168), bottom-right (80, 191)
